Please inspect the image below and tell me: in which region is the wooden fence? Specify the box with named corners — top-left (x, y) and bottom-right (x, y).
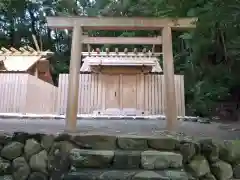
top-left (0, 73), bottom-right (57, 114)
top-left (57, 73), bottom-right (185, 116)
top-left (0, 73), bottom-right (185, 116)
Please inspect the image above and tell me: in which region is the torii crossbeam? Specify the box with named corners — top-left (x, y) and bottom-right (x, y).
top-left (46, 16), bottom-right (197, 132)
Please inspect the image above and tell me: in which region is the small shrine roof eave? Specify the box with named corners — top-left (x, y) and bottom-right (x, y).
top-left (80, 55), bottom-right (162, 72)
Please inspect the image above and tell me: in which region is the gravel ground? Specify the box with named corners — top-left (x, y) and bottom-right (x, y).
top-left (0, 118), bottom-right (239, 140)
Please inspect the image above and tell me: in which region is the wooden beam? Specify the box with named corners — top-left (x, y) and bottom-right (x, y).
top-left (65, 24), bottom-right (82, 132)
top-left (82, 36), bottom-right (162, 45)
top-left (46, 16), bottom-right (197, 30)
top-left (162, 26), bottom-right (177, 130)
top-left (81, 52), bottom-right (162, 57)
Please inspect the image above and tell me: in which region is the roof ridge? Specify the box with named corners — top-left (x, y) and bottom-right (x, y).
top-left (0, 46), bottom-right (54, 57)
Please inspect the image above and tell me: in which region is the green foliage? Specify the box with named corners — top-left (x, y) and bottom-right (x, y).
top-left (1, 0), bottom-right (240, 117)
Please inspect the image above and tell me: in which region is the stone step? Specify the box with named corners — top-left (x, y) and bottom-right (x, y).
top-left (64, 134), bottom-right (182, 151)
top-left (70, 149), bottom-right (183, 170)
top-left (63, 169), bottom-right (192, 180)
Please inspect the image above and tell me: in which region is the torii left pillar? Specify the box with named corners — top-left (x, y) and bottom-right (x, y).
top-left (65, 23), bottom-right (82, 132)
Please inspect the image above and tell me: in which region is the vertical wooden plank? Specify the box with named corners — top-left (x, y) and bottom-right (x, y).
top-left (97, 74), bottom-right (101, 112)
top-left (5, 74), bottom-right (10, 112)
top-left (5, 74), bottom-right (8, 112)
top-left (21, 74), bottom-right (28, 113)
top-left (179, 76), bottom-right (182, 116)
top-left (78, 74), bottom-right (82, 114)
top-left (64, 74), bottom-right (68, 114)
top-left (147, 75), bottom-right (150, 114)
top-left (0, 74), bottom-right (3, 112)
top-left (101, 74), bottom-right (104, 111)
top-left (157, 75), bottom-right (162, 114)
top-left (77, 74), bottom-right (81, 114)
top-left (84, 74), bottom-right (88, 114)
top-left (101, 74), bottom-right (106, 111)
top-left (92, 74), bottom-right (95, 112)
top-left (59, 74), bottom-right (63, 114)
top-left (96, 74), bottom-right (101, 112)
top-left (152, 75), bottom-right (155, 114)
top-left (63, 74), bottom-right (67, 114)
top-left (150, 75), bottom-right (153, 114)
top-left (82, 74), bottom-right (86, 114)
top-left (66, 24), bottom-right (83, 132)
top-left (136, 74), bottom-right (140, 110)
top-left (96, 74), bottom-right (100, 113)
top-left (162, 26), bottom-right (177, 130)
top-left (9, 74), bottom-right (12, 112)
top-left (90, 74), bottom-right (94, 113)
top-left (89, 74), bottom-right (92, 113)
top-left (1, 74), bottom-right (6, 112)
top-left (158, 75), bottom-right (162, 114)
top-left (178, 76), bottom-right (182, 116)
top-left (180, 75), bottom-right (185, 116)
top-left (86, 74), bottom-right (89, 114)
top-left (94, 74), bottom-right (97, 112)
top-left (2, 74), bottom-right (6, 112)
top-left (162, 75), bottom-right (165, 115)
top-left (149, 74), bottom-right (152, 114)
top-left (139, 74), bottom-right (144, 113)
top-left (150, 75), bottom-right (154, 114)
top-left (77, 74), bottom-right (80, 114)
top-left (60, 74), bottom-right (65, 114)
top-left (61, 74), bottom-right (65, 114)
top-left (13, 74), bottom-right (19, 112)
top-left (95, 74), bottom-right (98, 112)
top-left (5, 74), bottom-right (9, 112)
top-left (154, 74), bottom-right (158, 114)
top-left (148, 74), bottom-right (150, 115)
top-left (145, 75), bottom-right (148, 114)
top-left (56, 74), bottom-right (61, 114)
top-left (57, 74), bottom-right (61, 114)
top-left (119, 74), bottom-right (122, 110)
top-left (84, 74), bottom-right (87, 114)
top-left (174, 76), bottom-right (178, 115)
top-left (136, 74), bottom-right (139, 111)
top-left (87, 74), bottom-right (91, 114)
top-left (86, 74), bottom-right (92, 114)
top-left (144, 75), bottom-right (148, 114)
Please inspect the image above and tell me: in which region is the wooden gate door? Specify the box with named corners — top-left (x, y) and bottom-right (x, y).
top-left (121, 75), bottom-right (137, 109)
top-left (104, 75), bottom-right (120, 109)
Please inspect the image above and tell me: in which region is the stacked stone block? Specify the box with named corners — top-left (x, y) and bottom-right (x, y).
top-left (0, 132), bottom-right (239, 180)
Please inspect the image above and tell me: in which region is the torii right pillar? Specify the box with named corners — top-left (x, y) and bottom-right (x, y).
top-left (162, 26), bottom-right (177, 130)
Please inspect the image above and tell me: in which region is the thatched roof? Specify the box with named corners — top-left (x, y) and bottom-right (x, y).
top-left (0, 46), bottom-right (54, 71)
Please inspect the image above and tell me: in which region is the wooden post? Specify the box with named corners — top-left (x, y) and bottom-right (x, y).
top-left (65, 23), bottom-right (82, 132)
top-left (162, 26), bottom-right (177, 130)
top-left (34, 65), bottom-right (38, 77)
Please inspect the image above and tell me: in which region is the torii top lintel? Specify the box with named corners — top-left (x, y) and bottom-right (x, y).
top-left (46, 16), bottom-right (197, 30)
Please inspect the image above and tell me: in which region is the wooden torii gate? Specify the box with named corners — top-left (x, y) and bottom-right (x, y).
top-left (46, 16), bottom-right (197, 132)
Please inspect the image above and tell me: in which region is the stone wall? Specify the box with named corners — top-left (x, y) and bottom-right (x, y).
top-left (0, 132), bottom-right (239, 180)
